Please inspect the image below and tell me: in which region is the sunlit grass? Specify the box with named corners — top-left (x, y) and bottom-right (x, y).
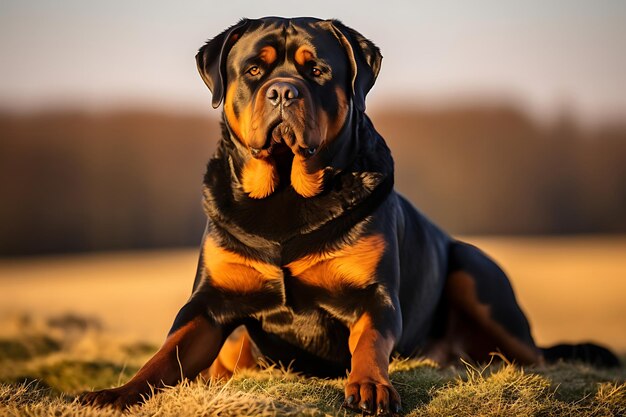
top-left (0, 313), bottom-right (624, 416)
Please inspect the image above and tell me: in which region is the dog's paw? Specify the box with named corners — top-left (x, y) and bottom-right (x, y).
top-left (343, 376), bottom-right (401, 416)
top-left (79, 386), bottom-right (145, 410)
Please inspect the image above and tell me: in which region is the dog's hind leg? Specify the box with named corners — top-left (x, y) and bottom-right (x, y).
top-left (432, 241), bottom-right (541, 365)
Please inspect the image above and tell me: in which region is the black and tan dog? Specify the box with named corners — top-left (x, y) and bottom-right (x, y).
top-left (82, 17), bottom-right (618, 415)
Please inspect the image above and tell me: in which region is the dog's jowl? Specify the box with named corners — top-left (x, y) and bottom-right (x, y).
top-left (81, 17), bottom-right (619, 415)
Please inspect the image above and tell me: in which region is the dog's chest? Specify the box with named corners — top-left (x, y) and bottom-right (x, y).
top-left (282, 233), bottom-right (385, 292)
top-left (203, 229), bottom-right (385, 297)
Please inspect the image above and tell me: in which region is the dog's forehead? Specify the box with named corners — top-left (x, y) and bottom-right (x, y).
top-left (228, 17), bottom-right (343, 65)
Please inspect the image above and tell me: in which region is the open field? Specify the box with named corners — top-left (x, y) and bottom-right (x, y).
top-left (1, 236), bottom-right (625, 350)
top-left (0, 236), bottom-right (625, 415)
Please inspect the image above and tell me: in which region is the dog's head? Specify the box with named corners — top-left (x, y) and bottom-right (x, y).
top-left (196, 17), bottom-right (381, 198)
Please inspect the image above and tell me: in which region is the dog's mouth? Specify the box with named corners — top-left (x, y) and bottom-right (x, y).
top-left (249, 120), bottom-right (288, 158)
top-left (268, 121), bottom-right (293, 152)
top-left (251, 119), bottom-right (316, 159)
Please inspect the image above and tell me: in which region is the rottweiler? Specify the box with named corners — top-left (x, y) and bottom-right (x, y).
top-left (81, 17), bottom-right (619, 415)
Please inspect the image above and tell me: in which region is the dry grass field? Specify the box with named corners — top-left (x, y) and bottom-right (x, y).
top-left (0, 236), bottom-right (625, 416)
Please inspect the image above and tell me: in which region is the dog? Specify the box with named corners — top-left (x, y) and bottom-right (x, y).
top-left (81, 17), bottom-right (619, 415)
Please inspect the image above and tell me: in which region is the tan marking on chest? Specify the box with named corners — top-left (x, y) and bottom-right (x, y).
top-left (286, 235), bottom-right (385, 290)
top-left (290, 154), bottom-right (324, 198)
top-left (242, 157), bottom-right (279, 199)
top-left (203, 237), bottom-right (282, 293)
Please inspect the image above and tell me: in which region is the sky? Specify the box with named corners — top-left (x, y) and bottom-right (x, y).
top-left (1, 0), bottom-right (625, 124)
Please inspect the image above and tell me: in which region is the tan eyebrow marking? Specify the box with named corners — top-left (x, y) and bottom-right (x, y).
top-left (259, 46), bottom-right (277, 64)
top-left (295, 45), bottom-right (314, 66)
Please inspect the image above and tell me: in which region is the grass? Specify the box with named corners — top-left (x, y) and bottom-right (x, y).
top-left (0, 314), bottom-right (624, 416)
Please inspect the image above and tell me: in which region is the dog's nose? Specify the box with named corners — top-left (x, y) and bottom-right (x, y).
top-left (266, 82), bottom-right (299, 106)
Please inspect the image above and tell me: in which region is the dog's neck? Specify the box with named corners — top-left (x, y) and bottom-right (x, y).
top-left (202, 111), bottom-right (394, 244)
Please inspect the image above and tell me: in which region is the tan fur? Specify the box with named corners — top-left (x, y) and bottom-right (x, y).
top-left (208, 327), bottom-right (257, 379)
top-left (259, 46), bottom-right (277, 64)
top-left (345, 312), bottom-right (400, 412)
top-left (242, 158), bottom-right (279, 199)
top-left (443, 271), bottom-right (541, 365)
top-left (294, 45), bottom-right (314, 65)
top-left (203, 237), bottom-right (282, 293)
top-left (287, 234), bottom-right (385, 290)
top-left (224, 81), bottom-right (252, 145)
top-left (290, 155), bottom-right (325, 198)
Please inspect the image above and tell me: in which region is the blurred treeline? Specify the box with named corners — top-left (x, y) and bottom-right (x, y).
top-left (1, 104), bottom-right (625, 256)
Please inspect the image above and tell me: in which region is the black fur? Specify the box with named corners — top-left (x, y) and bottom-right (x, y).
top-left (178, 17), bottom-right (620, 374)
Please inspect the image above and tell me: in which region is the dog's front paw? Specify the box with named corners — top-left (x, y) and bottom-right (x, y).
top-left (79, 386), bottom-right (146, 410)
top-left (343, 374), bottom-right (401, 416)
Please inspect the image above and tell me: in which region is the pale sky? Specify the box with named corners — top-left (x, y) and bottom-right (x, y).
top-left (1, 0), bottom-right (625, 124)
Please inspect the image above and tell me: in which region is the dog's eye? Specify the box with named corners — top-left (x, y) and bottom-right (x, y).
top-left (311, 67), bottom-right (322, 77)
top-left (246, 66), bottom-right (261, 76)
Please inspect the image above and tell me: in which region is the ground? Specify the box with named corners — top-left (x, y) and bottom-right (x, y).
top-left (1, 236), bottom-right (625, 416)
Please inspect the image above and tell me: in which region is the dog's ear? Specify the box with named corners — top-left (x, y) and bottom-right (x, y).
top-left (328, 20), bottom-right (382, 112)
top-left (196, 19), bottom-right (251, 109)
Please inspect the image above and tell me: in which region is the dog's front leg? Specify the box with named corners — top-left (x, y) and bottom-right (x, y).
top-left (344, 311), bottom-right (401, 416)
top-left (81, 299), bottom-right (227, 409)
